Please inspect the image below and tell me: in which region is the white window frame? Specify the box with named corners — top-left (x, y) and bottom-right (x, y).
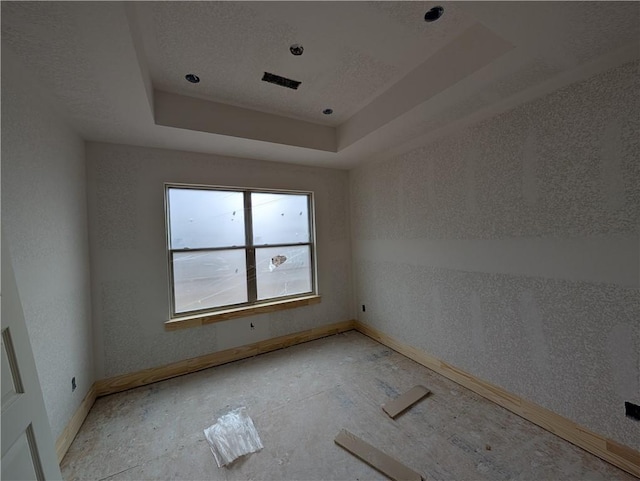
top-left (164, 183), bottom-right (318, 322)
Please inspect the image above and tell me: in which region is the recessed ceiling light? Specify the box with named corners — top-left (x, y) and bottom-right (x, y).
top-left (323, 108), bottom-right (333, 115)
top-left (290, 44), bottom-right (304, 56)
top-left (185, 74), bottom-right (200, 84)
top-left (424, 6), bottom-right (444, 22)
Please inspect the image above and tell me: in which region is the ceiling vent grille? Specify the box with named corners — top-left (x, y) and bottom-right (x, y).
top-left (262, 72), bottom-right (301, 90)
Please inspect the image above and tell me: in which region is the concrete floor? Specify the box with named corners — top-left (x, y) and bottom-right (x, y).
top-left (61, 331), bottom-right (634, 481)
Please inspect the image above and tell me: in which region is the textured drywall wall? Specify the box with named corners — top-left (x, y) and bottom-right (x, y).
top-left (351, 60), bottom-right (640, 449)
top-left (86, 142), bottom-right (352, 378)
top-left (1, 50), bottom-right (94, 440)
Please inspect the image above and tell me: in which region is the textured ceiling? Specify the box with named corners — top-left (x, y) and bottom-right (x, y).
top-left (2, 1), bottom-right (639, 169)
top-left (134, 1), bottom-right (475, 125)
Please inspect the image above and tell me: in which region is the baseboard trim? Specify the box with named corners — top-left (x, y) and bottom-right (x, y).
top-left (56, 320), bottom-right (356, 463)
top-left (55, 383), bottom-right (97, 463)
top-left (59, 319), bottom-right (638, 476)
top-left (95, 319), bottom-right (356, 397)
top-left (354, 321), bottom-right (640, 478)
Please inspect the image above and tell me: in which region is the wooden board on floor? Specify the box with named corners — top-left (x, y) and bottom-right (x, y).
top-left (334, 429), bottom-right (422, 481)
top-left (354, 321), bottom-right (640, 479)
top-left (383, 385), bottom-right (430, 419)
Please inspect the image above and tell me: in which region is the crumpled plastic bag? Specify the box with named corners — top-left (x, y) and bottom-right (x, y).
top-left (203, 407), bottom-right (264, 467)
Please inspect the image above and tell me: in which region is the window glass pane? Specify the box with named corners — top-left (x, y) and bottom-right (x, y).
top-left (251, 193), bottom-right (309, 245)
top-left (169, 189), bottom-right (245, 249)
top-left (255, 246), bottom-right (312, 301)
top-left (173, 250), bottom-right (247, 313)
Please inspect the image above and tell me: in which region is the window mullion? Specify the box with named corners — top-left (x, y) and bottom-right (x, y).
top-left (243, 191), bottom-right (257, 302)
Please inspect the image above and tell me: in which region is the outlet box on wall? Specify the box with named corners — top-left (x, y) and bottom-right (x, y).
top-left (625, 401), bottom-right (640, 421)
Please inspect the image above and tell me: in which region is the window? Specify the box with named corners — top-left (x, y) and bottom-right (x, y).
top-left (165, 185), bottom-right (316, 318)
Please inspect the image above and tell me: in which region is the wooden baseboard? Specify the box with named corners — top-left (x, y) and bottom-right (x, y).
top-left (60, 320), bottom-right (637, 476)
top-left (55, 320), bottom-right (355, 463)
top-left (55, 384), bottom-right (97, 463)
top-left (95, 319), bottom-right (355, 397)
top-left (354, 321), bottom-right (640, 478)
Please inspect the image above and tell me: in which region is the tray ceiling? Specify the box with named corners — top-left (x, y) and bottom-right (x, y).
top-left (2, 1), bottom-right (639, 168)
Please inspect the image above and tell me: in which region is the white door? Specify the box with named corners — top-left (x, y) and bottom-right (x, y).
top-left (1, 236), bottom-right (62, 480)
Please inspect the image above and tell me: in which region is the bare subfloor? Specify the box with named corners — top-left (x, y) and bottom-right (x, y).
top-left (62, 331), bottom-right (634, 481)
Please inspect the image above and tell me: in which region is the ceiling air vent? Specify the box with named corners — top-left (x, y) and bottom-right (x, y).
top-left (262, 72), bottom-right (301, 90)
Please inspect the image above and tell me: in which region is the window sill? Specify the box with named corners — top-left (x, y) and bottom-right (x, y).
top-left (165, 295), bottom-right (322, 331)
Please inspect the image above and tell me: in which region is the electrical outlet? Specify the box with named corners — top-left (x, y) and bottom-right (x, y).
top-left (71, 377), bottom-right (76, 392)
top-left (362, 305), bottom-right (366, 312)
top-left (625, 401), bottom-right (640, 421)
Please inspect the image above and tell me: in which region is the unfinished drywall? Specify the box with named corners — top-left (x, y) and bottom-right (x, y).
top-left (86, 142), bottom-right (351, 378)
top-left (351, 60), bottom-right (640, 449)
top-left (1, 49), bottom-right (94, 440)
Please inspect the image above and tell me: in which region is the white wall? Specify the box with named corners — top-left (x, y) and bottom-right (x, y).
top-left (351, 60), bottom-right (640, 449)
top-left (4, 24), bottom-right (636, 457)
top-left (1, 50), bottom-right (94, 440)
top-left (86, 142), bottom-right (352, 378)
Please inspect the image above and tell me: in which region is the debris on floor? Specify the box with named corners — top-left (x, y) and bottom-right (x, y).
top-left (203, 407), bottom-right (263, 467)
top-left (382, 385), bottom-right (431, 419)
top-left (334, 429), bottom-right (423, 481)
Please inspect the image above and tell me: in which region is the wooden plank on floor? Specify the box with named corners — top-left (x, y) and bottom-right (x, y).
top-left (383, 385), bottom-right (430, 419)
top-left (354, 321), bottom-right (640, 478)
top-left (334, 429), bottom-right (422, 481)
